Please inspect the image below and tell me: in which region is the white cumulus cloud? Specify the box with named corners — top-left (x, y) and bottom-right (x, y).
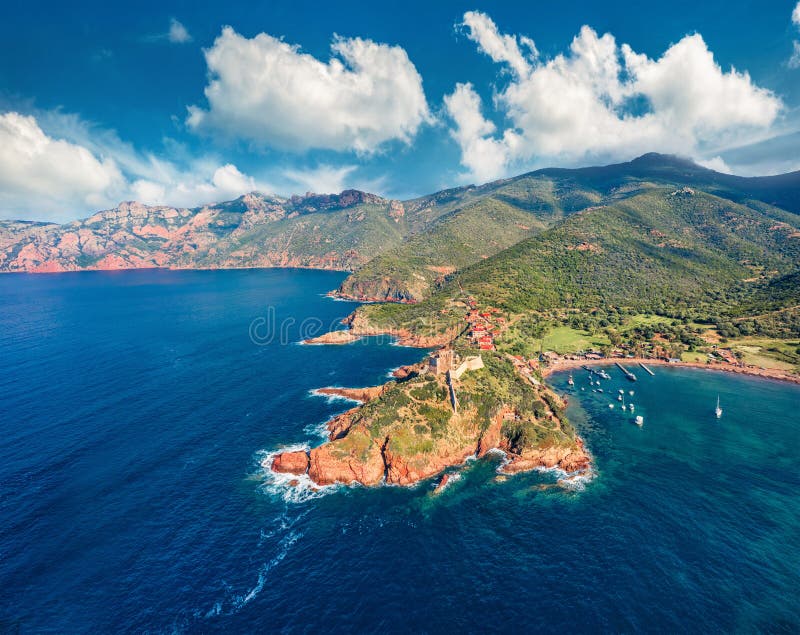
top-left (460, 10), bottom-right (535, 77)
top-left (446, 12), bottom-right (783, 181)
top-left (0, 112), bottom-right (125, 217)
top-left (0, 111), bottom-right (272, 221)
top-left (130, 164), bottom-right (265, 210)
top-left (187, 26), bottom-right (430, 153)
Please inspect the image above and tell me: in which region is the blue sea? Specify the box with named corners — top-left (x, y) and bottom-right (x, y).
top-left (1, 269), bottom-right (799, 633)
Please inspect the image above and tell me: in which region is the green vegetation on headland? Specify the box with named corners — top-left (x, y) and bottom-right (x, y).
top-left (270, 343), bottom-right (591, 487)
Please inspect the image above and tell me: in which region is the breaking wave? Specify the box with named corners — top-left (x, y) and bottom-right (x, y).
top-left (308, 387), bottom-right (361, 405)
top-left (556, 469), bottom-right (596, 492)
top-left (255, 447), bottom-right (340, 504)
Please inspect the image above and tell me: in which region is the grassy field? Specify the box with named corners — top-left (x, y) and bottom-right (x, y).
top-left (620, 314), bottom-right (672, 330)
top-left (728, 337), bottom-right (800, 371)
top-left (681, 351), bottom-right (708, 363)
top-left (542, 326), bottom-right (610, 354)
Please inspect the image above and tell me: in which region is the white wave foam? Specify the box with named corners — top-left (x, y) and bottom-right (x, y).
top-left (326, 295), bottom-right (366, 303)
top-left (434, 472), bottom-right (461, 493)
top-left (557, 470), bottom-right (596, 491)
top-left (483, 448), bottom-right (511, 471)
top-left (308, 387), bottom-right (361, 405)
top-left (255, 447), bottom-right (340, 504)
top-left (487, 449), bottom-right (595, 492)
top-left (302, 419), bottom-right (331, 440)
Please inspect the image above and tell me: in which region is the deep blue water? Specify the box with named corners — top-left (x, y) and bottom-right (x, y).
top-left (1, 269), bottom-right (799, 633)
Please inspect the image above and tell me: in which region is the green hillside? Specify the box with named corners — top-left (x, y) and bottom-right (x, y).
top-left (357, 187), bottom-right (800, 336)
top-left (336, 197), bottom-right (553, 301)
top-left (336, 170), bottom-right (604, 301)
top-left (338, 153), bottom-right (800, 303)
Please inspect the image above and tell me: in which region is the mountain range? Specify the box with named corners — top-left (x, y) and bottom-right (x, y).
top-left (2, 154), bottom-right (799, 321)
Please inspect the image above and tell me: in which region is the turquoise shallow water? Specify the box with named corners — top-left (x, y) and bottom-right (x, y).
top-left (0, 269), bottom-right (798, 633)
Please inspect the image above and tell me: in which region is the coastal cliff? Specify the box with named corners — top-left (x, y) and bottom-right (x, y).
top-left (269, 351), bottom-right (591, 488)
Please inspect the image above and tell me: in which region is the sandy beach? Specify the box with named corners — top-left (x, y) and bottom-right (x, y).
top-left (543, 356), bottom-right (800, 385)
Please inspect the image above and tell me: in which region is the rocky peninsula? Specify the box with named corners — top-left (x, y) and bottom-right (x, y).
top-left (270, 337), bottom-right (592, 488)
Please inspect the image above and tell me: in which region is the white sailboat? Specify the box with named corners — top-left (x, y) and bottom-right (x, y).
top-left (715, 396), bottom-right (723, 419)
top-left (635, 415), bottom-right (644, 426)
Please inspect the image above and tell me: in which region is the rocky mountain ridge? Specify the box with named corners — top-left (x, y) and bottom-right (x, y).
top-left (0, 189), bottom-right (404, 273)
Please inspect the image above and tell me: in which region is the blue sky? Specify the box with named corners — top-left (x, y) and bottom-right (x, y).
top-left (1, 0), bottom-right (799, 220)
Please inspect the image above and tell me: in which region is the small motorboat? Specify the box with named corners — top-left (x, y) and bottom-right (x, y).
top-left (635, 415), bottom-right (644, 426)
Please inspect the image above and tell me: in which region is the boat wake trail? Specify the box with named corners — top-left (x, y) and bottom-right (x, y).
top-left (232, 528), bottom-right (302, 609)
top-left (199, 508), bottom-right (308, 624)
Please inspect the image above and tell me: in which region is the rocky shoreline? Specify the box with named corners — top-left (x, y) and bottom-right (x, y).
top-left (303, 330), bottom-right (362, 345)
top-left (304, 311), bottom-right (458, 348)
top-left (327, 289), bottom-right (418, 304)
top-left (314, 386), bottom-right (386, 403)
top-left (343, 310), bottom-right (460, 348)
